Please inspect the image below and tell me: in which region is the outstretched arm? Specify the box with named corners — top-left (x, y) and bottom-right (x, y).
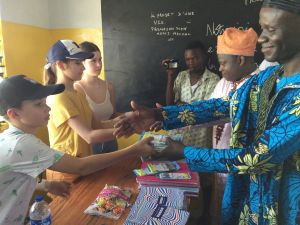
top-left (50, 137), bottom-right (154, 176)
top-left (160, 101), bottom-right (300, 180)
top-left (114, 97), bottom-right (230, 137)
top-left (68, 115), bottom-right (116, 144)
top-left (161, 96), bottom-right (230, 130)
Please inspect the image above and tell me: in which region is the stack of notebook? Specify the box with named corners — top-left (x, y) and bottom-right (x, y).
top-left (124, 186), bottom-right (190, 225)
top-left (136, 160), bottom-right (200, 196)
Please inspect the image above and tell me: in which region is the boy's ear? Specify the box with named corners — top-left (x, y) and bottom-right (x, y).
top-left (6, 108), bottom-right (19, 119)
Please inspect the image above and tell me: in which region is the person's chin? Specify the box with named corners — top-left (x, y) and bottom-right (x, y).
top-left (189, 68), bottom-right (201, 73)
top-left (264, 55), bottom-right (277, 63)
top-left (43, 116), bottom-right (50, 124)
top-left (95, 70), bottom-right (101, 75)
top-left (261, 48), bottom-right (276, 61)
top-left (73, 76), bottom-right (82, 82)
top-left (221, 74), bottom-right (230, 81)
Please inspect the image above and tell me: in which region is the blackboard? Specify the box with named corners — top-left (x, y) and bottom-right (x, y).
top-left (101, 0), bottom-right (264, 112)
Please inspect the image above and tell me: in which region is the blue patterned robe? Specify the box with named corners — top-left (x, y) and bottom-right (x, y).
top-left (162, 65), bottom-right (300, 225)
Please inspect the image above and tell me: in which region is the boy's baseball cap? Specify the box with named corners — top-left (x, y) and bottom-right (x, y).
top-left (0, 75), bottom-right (65, 115)
top-left (45, 40), bottom-right (94, 68)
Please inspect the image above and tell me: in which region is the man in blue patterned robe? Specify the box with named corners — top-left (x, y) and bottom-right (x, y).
top-left (115, 0), bottom-right (300, 224)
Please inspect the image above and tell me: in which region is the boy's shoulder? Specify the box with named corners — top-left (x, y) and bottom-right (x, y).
top-left (0, 126), bottom-right (34, 160)
top-left (0, 125), bottom-right (25, 139)
top-left (0, 126), bottom-right (61, 162)
top-left (0, 126), bottom-right (46, 150)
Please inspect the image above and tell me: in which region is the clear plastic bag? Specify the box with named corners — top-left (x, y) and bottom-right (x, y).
top-left (140, 132), bottom-right (183, 152)
top-left (84, 185), bottom-right (132, 220)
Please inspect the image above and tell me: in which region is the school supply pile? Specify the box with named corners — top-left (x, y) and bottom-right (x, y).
top-left (135, 161), bottom-right (200, 196)
top-left (84, 184), bottom-right (132, 220)
top-left (124, 186), bottom-right (190, 225)
top-left (133, 161), bottom-right (180, 176)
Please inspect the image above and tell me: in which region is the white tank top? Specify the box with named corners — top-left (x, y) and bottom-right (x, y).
top-left (84, 82), bottom-right (114, 121)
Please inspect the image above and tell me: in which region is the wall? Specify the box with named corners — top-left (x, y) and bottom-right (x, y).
top-left (48, 0), bottom-right (105, 79)
top-left (0, 0), bottom-right (104, 81)
top-left (0, 0), bottom-right (51, 139)
top-left (0, 0), bottom-right (50, 82)
top-left (0, 0), bottom-right (136, 147)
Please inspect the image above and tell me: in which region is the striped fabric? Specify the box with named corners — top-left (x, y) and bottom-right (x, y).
top-left (125, 186), bottom-right (189, 225)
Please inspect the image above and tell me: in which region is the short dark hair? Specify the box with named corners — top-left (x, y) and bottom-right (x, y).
top-left (79, 41), bottom-right (100, 53)
top-left (185, 40), bottom-right (209, 66)
top-left (185, 40), bottom-right (207, 52)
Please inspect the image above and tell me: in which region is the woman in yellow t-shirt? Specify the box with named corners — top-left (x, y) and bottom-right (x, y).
top-left (43, 40), bottom-right (133, 182)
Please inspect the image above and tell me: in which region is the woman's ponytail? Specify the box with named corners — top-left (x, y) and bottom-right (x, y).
top-left (43, 64), bottom-right (57, 85)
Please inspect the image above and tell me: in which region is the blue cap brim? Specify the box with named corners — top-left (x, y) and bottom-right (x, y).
top-left (65, 51), bottom-right (94, 61)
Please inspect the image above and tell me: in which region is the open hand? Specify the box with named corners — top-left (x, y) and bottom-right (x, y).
top-left (114, 101), bottom-right (163, 137)
top-left (149, 103), bottom-right (164, 132)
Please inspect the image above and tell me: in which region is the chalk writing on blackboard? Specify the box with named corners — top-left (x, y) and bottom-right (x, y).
top-left (177, 11), bottom-right (195, 16)
top-left (150, 11), bottom-right (196, 41)
top-left (244, 0), bottom-right (263, 6)
top-left (150, 12), bottom-right (175, 19)
top-left (208, 45), bottom-right (217, 54)
top-left (206, 22), bottom-right (251, 37)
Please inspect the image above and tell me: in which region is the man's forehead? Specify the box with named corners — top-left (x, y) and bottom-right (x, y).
top-left (259, 7), bottom-right (293, 25)
top-left (217, 54), bottom-right (236, 61)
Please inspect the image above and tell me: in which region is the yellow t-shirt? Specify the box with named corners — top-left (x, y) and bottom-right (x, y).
top-left (47, 90), bottom-right (92, 157)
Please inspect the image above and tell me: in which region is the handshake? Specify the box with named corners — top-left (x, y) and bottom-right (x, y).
top-left (112, 101), bottom-right (185, 160)
top-left (113, 101), bottom-right (164, 138)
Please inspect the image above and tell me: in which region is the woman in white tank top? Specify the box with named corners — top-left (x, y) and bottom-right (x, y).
top-left (74, 42), bottom-right (118, 154)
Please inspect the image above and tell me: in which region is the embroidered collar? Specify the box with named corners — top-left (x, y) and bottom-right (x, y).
top-left (232, 74), bottom-right (253, 91)
top-left (231, 68), bottom-right (259, 91)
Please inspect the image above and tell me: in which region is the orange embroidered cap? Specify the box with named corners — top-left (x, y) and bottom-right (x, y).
top-left (217, 27), bottom-right (258, 56)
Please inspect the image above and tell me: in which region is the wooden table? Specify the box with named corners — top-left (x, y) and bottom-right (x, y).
top-left (50, 157), bottom-right (141, 225)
